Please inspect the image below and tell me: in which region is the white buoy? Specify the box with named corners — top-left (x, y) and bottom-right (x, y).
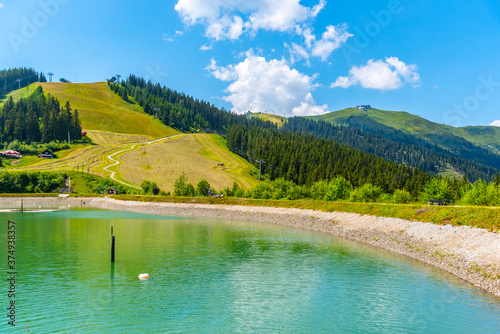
top-left (138, 273), bottom-right (149, 280)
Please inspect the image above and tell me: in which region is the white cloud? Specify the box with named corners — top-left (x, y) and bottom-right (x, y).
top-left (205, 15), bottom-right (244, 40)
top-left (490, 120), bottom-right (500, 127)
top-left (331, 57), bottom-right (421, 90)
top-left (163, 30), bottom-right (186, 43)
top-left (292, 93), bottom-right (328, 116)
top-left (290, 24), bottom-right (352, 62)
top-left (301, 27), bottom-right (316, 48)
top-left (0, 3), bottom-right (4, 8)
top-left (286, 42), bottom-right (309, 65)
top-left (200, 44), bottom-right (212, 51)
top-left (206, 50), bottom-right (328, 116)
top-left (174, 0), bottom-right (325, 41)
top-left (311, 24), bottom-right (353, 61)
top-left (162, 33), bottom-right (174, 42)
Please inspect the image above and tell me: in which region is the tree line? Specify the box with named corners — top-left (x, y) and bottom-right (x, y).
top-left (0, 86), bottom-right (82, 143)
top-left (108, 76), bottom-right (276, 132)
top-left (318, 114), bottom-right (500, 179)
top-left (111, 76), bottom-right (500, 184)
top-left (226, 124), bottom-right (431, 196)
top-left (282, 117), bottom-right (499, 182)
top-left (0, 68), bottom-right (46, 97)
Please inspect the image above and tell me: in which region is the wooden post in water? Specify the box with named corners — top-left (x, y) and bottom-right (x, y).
top-left (21, 199), bottom-right (23, 213)
top-left (111, 226), bottom-right (115, 262)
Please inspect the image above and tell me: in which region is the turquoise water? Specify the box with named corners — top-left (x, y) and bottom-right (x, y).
top-left (1, 209), bottom-right (499, 333)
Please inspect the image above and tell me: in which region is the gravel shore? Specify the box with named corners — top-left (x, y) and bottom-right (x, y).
top-left (3, 196), bottom-right (500, 298)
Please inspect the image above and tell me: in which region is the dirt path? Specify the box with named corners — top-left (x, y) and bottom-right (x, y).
top-left (103, 134), bottom-right (184, 188)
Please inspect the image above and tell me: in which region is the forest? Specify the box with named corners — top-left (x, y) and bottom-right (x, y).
top-left (109, 76), bottom-right (276, 132)
top-left (226, 124), bottom-right (431, 196)
top-left (0, 86), bottom-right (82, 143)
top-left (0, 68), bottom-right (45, 97)
top-left (282, 117), bottom-right (499, 182)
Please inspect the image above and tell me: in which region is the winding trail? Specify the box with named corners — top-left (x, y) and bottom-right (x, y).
top-left (103, 134), bottom-right (184, 188)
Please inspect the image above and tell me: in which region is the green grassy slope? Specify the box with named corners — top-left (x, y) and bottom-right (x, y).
top-left (308, 108), bottom-right (500, 154)
top-left (5, 83), bottom-right (258, 192)
top-left (39, 82), bottom-right (178, 139)
top-left (455, 126), bottom-right (500, 152)
top-left (0, 83), bottom-right (38, 105)
top-left (245, 112), bottom-right (287, 127)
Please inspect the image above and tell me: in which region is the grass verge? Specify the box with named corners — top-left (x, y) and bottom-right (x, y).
top-left (111, 195), bottom-right (500, 232)
top-left (0, 193), bottom-right (58, 197)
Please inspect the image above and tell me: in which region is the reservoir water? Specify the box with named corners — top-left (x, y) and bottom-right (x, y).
top-left (1, 209), bottom-right (499, 333)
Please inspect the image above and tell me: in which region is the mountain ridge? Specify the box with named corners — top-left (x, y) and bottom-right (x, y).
top-left (306, 107), bottom-right (500, 154)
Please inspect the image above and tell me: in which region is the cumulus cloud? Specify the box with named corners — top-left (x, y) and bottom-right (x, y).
top-left (490, 120), bottom-right (500, 127)
top-left (174, 0), bottom-right (325, 41)
top-left (292, 93), bottom-right (328, 116)
top-left (331, 57), bottom-right (421, 90)
top-left (206, 50), bottom-right (328, 116)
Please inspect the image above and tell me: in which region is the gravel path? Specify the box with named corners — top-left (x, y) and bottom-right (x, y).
top-left (2, 196), bottom-right (499, 298)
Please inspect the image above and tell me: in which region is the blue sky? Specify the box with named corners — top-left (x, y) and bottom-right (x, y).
top-left (1, 0), bottom-right (499, 127)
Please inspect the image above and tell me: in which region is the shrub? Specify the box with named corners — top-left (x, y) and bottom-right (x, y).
top-left (310, 180), bottom-right (329, 200)
top-left (350, 183), bottom-right (383, 202)
top-left (173, 172), bottom-right (195, 196)
top-left (196, 179), bottom-right (211, 196)
top-left (421, 178), bottom-right (453, 202)
top-left (285, 184), bottom-right (309, 200)
top-left (86, 177), bottom-right (128, 194)
top-left (461, 180), bottom-right (500, 206)
top-left (324, 177), bottom-right (352, 201)
top-left (141, 180), bottom-right (158, 195)
top-left (6, 140), bottom-right (71, 154)
top-left (0, 171), bottom-right (65, 193)
top-left (392, 189), bottom-right (413, 204)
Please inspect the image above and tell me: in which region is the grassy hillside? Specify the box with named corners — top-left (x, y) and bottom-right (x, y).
top-left (39, 82), bottom-right (178, 140)
top-left (245, 112), bottom-right (286, 127)
top-left (114, 134), bottom-right (259, 191)
top-left (309, 108), bottom-right (500, 154)
top-left (456, 126), bottom-right (500, 152)
top-left (4, 83), bottom-right (259, 192)
top-left (0, 83), bottom-right (36, 105)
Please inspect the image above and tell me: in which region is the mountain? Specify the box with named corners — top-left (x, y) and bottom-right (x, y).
top-left (39, 82), bottom-right (178, 141)
top-left (4, 82), bottom-right (258, 191)
top-left (307, 108), bottom-right (500, 155)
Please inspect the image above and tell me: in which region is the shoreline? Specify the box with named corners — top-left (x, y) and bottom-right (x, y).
top-left (2, 196), bottom-right (499, 298)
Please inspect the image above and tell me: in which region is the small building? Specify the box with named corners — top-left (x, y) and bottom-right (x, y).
top-left (428, 199), bottom-right (450, 206)
top-left (355, 105), bottom-right (372, 111)
top-left (107, 188), bottom-right (118, 195)
top-left (37, 149), bottom-right (56, 159)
